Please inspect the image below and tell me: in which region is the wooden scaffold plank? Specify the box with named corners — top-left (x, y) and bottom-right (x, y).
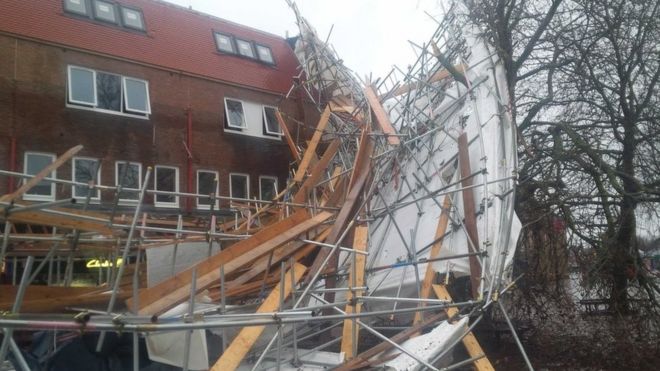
top-left (340, 225), bottom-right (368, 359)
top-left (363, 85), bottom-right (400, 145)
top-left (432, 284), bottom-right (494, 371)
top-left (458, 132), bottom-right (482, 299)
top-left (210, 262), bottom-right (306, 371)
top-left (413, 195), bottom-right (452, 324)
top-left (128, 210), bottom-right (333, 315)
top-left (293, 106), bottom-right (332, 183)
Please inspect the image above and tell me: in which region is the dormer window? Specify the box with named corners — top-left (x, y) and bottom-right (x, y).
top-left (235, 39), bottom-right (255, 58)
top-left (214, 32), bottom-right (235, 53)
top-left (63, 0), bottom-right (88, 16)
top-left (121, 7), bottom-right (145, 31)
top-left (63, 1), bottom-right (146, 33)
top-left (256, 45), bottom-right (274, 64)
top-left (93, 0), bottom-right (118, 24)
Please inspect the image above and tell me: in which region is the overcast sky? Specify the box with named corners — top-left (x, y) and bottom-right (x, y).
top-left (163, 0), bottom-right (442, 79)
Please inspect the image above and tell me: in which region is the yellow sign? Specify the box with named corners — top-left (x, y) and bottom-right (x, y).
top-left (86, 258), bottom-right (123, 268)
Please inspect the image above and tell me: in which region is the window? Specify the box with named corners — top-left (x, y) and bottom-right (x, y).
top-left (263, 106), bottom-right (282, 136)
top-left (72, 157), bottom-right (101, 201)
top-left (214, 32), bottom-right (235, 53)
top-left (255, 45), bottom-right (274, 64)
top-left (197, 170), bottom-right (219, 209)
top-left (68, 66), bottom-right (96, 106)
top-left (96, 71), bottom-right (121, 111)
top-left (224, 98), bottom-right (246, 129)
top-left (63, 0), bottom-right (88, 16)
top-left (67, 66), bottom-right (151, 117)
top-left (154, 166), bottom-right (179, 208)
top-left (259, 176), bottom-right (278, 201)
top-left (230, 173), bottom-right (249, 201)
top-left (93, 0), bottom-right (118, 24)
top-left (121, 7), bottom-right (145, 31)
top-left (23, 152), bottom-right (56, 201)
top-left (123, 77), bottom-right (151, 114)
top-left (235, 39), bottom-right (255, 58)
top-left (115, 162), bottom-right (141, 203)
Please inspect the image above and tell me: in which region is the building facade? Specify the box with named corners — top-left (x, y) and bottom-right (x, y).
top-left (0, 0), bottom-right (310, 213)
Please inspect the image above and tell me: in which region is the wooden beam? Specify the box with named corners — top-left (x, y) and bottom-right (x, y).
top-left (0, 145), bottom-right (83, 205)
top-left (210, 263), bottom-right (306, 371)
top-left (363, 86), bottom-right (400, 145)
top-left (433, 284), bottom-right (494, 371)
top-left (225, 227), bottom-right (330, 290)
top-left (458, 132), bottom-right (481, 299)
top-left (340, 225), bottom-right (368, 359)
top-left (275, 110), bottom-right (301, 162)
top-left (306, 128), bottom-right (373, 285)
top-left (130, 211), bottom-right (332, 315)
top-left (292, 139), bottom-right (340, 205)
top-left (389, 64), bottom-right (467, 97)
top-left (413, 195), bottom-right (452, 324)
top-left (5, 209), bottom-right (114, 235)
top-left (293, 106), bottom-right (332, 183)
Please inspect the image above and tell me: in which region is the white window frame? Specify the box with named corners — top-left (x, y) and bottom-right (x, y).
top-left (262, 106), bottom-right (283, 136)
top-left (196, 170), bottom-right (219, 210)
top-left (154, 165), bottom-right (179, 208)
top-left (23, 152), bottom-right (57, 202)
top-left (229, 173), bottom-right (250, 201)
top-left (259, 176), bottom-right (278, 201)
top-left (224, 98), bottom-right (247, 129)
top-left (122, 76), bottom-right (152, 114)
top-left (71, 156), bottom-right (101, 202)
top-left (67, 66), bottom-right (98, 107)
top-left (66, 65), bottom-right (150, 119)
top-left (115, 161), bottom-right (142, 204)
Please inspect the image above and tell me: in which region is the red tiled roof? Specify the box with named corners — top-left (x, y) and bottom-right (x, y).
top-left (0, 0), bottom-right (299, 94)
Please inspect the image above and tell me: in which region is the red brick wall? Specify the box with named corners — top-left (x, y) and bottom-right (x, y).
top-left (0, 34), bottom-right (311, 210)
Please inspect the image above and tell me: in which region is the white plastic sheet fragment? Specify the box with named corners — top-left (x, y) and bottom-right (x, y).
top-left (383, 317), bottom-right (469, 371)
top-left (145, 302), bottom-right (209, 370)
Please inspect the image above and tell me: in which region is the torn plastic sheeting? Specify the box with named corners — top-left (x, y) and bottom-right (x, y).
top-left (383, 317), bottom-right (469, 371)
top-left (145, 301), bottom-right (210, 370)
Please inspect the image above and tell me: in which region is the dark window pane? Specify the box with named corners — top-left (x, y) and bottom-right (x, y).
top-left (121, 7), bottom-right (145, 30)
top-left (231, 175), bottom-right (248, 199)
top-left (94, 0), bottom-right (117, 23)
top-left (124, 78), bottom-right (150, 113)
top-left (64, 0), bottom-right (87, 15)
top-left (215, 33), bottom-right (234, 53)
top-left (263, 107), bottom-right (281, 135)
top-left (256, 45), bottom-right (274, 64)
top-left (156, 167), bottom-right (177, 204)
top-left (117, 163), bottom-right (140, 200)
top-left (197, 171), bottom-right (217, 206)
top-left (74, 159), bottom-right (100, 199)
top-left (226, 99), bottom-right (245, 128)
top-left (235, 39), bottom-right (255, 58)
top-left (69, 67), bottom-right (95, 105)
top-left (260, 178), bottom-right (277, 201)
top-left (96, 72), bottom-right (121, 111)
top-left (25, 154), bottom-right (53, 197)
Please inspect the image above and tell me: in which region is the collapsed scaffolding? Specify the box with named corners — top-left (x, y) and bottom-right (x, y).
top-left (0, 1), bottom-right (531, 370)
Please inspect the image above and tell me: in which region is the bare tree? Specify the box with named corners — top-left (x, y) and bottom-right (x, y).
top-left (547, 0), bottom-right (660, 311)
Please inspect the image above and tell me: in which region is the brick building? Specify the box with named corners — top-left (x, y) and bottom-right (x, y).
top-left (0, 0), bottom-right (310, 213)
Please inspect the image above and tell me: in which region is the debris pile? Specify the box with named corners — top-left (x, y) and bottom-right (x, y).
top-left (0, 2), bottom-right (525, 370)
